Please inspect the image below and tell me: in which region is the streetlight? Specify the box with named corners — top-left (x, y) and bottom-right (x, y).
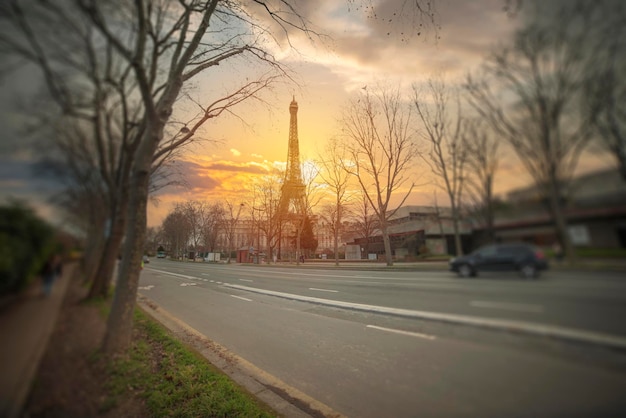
top-left (251, 206), bottom-right (265, 264)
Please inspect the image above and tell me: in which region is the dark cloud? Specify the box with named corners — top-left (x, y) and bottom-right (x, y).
top-left (298, 0), bottom-right (516, 80)
top-left (0, 156), bottom-right (63, 197)
top-left (158, 158), bottom-right (270, 196)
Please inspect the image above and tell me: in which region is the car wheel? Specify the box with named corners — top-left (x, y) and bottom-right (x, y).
top-left (458, 264), bottom-right (473, 278)
top-left (520, 264), bottom-right (537, 279)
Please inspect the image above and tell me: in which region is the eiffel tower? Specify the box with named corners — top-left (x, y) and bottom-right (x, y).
top-left (277, 97), bottom-right (307, 220)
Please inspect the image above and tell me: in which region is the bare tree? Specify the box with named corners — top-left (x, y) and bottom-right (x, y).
top-left (161, 208), bottom-right (191, 260)
top-left (583, 1), bottom-right (626, 181)
top-left (317, 137), bottom-right (353, 265)
top-left (465, 3), bottom-right (594, 263)
top-left (253, 173), bottom-right (282, 263)
top-left (0, 1), bottom-right (145, 299)
top-left (294, 158), bottom-right (322, 264)
top-left (179, 200), bottom-right (209, 256)
top-left (413, 79), bottom-right (467, 256)
top-left (201, 202), bottom-right (225, 253)
top-left (76, 1), bottom-right (295, 354)
top-left (340, 85), bottom-right (420, 266)
top-left (35, 125), bottom-right (110, 281)
top-left (144, 226), bottom-right (160, 255)
top-left (463, 119), bottom-right (500, 244)
top-left (349, 189), bottom-right (379, 259)
top-left (222, 200), bottom-right (245, 263)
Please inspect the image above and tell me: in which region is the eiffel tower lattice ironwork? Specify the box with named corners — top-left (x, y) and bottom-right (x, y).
top-left (278, 97), bottom-right (307, 220)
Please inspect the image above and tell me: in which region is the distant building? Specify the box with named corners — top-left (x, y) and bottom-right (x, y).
top-left (387, 206), bottom-right (472, 255)
top-left (342, 205), bottom-right (472, 259)
top-left (487, 168), bottom-right (626, 248)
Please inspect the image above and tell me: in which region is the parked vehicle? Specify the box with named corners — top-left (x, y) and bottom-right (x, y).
top-left (142, 255), bottom-right (150, 264)
top-left (449, 243), bottom-right (548, 279)
top-left (156, 251), bottom-right (165, 258)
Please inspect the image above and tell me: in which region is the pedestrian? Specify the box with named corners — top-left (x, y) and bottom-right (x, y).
top-left (40, 255), bottom-right (56, 297)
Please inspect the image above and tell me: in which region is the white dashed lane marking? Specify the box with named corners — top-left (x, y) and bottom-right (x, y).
top-left (230, 295), bottom-right (252, 302)
top-left (366, 325), bottom-right (436, 340)
top-left (309, 288), bottom-right (338, 293)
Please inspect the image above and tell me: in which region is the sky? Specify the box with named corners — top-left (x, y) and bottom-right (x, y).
top-left (147, 0), bottom-right (523, 226)
top-left (0, 0), bottom-right (615, 229)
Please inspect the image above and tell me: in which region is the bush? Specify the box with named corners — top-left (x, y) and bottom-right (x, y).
top-left (0, 202), bottom-right (55, 295)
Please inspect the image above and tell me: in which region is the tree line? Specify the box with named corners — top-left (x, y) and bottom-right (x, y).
top-left (320, 0), bottom-right (625, 268)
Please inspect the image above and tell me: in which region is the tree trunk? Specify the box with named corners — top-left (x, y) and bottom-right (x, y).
top-left (334, 203), bottom-right (340, 266)
top-left (88, 183), bottom-right (130, 299)
top-left (486, 183), bottom-right (495, 244)
top-left (82, 223), bottom-right (105, 283)
top-left (88, 209), bottom-right (126, 299)
top-left (547, 184), bottom-right (574, 264)
top-left (102, 165), bottom-right (149, 355)
top-left (380, 219), bottom-right (393, 266)
top-left (333, 228), bottom-right (339, 266)
top-left (451, 201), bottom-right (464, 256)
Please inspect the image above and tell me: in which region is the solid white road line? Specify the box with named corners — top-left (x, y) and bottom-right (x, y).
top-left (309, 287), bottom-right (339, 293)
top-left (223, 283), bottom-right (626, 351)
top-left (366, 325), bottom-right (436, 340)
top-left (470, 300), bottom-right (544, 313)
top-left (230, 295), bottom-right (252, 302)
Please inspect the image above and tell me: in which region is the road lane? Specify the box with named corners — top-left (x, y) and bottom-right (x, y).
top-left (144, 260), bottom-right (626, 337)
top-left (138, 266), bottom-right (626, 417)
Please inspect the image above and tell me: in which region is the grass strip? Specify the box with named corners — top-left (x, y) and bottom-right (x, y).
top-left (105, 308), bottom-right (275, 417)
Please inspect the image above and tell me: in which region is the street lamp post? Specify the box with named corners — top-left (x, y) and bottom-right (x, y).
top-left (251, 206), bottom-right (264, 264)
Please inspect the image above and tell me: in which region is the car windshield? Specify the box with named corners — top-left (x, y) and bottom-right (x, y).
top-left (473, 245), bottom-right (497, 256)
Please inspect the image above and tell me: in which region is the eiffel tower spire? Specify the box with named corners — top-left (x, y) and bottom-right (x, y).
top-left (278, 97), bottom-right (307, 218)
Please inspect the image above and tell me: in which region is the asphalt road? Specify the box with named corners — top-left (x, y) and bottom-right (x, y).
top-left (139, 259), bottom-right (626, 417)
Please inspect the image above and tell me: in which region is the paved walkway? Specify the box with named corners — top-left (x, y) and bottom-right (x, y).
top-left (0, 264), bottom-right (73, 418)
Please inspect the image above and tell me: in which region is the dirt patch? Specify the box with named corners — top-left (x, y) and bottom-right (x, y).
top-left (24, 277), bottom-right (148, 417)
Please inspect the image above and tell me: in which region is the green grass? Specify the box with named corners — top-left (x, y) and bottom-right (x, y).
top-left (105, 309), bottom-right (275, 417)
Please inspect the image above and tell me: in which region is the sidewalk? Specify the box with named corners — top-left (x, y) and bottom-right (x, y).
top-left (0, 264), bottom-right (73, 418)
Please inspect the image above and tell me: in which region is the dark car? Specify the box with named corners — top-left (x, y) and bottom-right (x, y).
top-left (449, 243), bottom-right (548, 279)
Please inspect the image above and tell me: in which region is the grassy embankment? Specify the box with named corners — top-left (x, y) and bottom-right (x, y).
top-left (97, 305), bottom-right (275, 417)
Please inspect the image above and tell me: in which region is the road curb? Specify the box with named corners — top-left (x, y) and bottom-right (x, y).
top-left (136, 293), bottom-right (345, 418)
top-left (224, 284), bottom-right (626, 352)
